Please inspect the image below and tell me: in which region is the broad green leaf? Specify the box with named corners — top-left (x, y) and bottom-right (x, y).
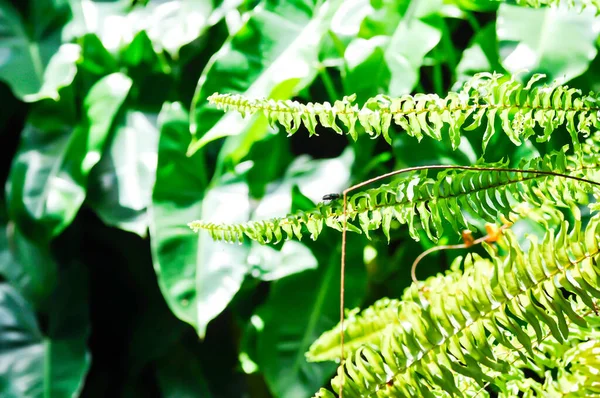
top-left (383, 0), bottom-right (443, 95)
top-left (344, 0), bottom-right (443, 98)
top-left (330, 0), bottom-right (370, 39)
top-left (150, 102), bottom-right (250, 338)
top-left (88, 110), bottom-right (159, 237)
top-left (193, 178), bottom-right (250, 338)
top-left (445, 0), bottom-right (498, 11)
top-left (138, 0), bottom-right (215, 57)
top-left (78, 33), bottom-right (118, 76)
top-left (65, 0), bottom-right (139, 53)
top-left (0, 221), bottom-right (57, 307)
top-left (244, 128), bottom-right (292, 198)
top-left (455, 22), bottom-right (505, 88)
top-left (188, 0), bottom-right (344, 155)
top-left (497, 3), bottom-right (600, 83)
top-left (7, 73), bottom-right (132, 242)
top-left (120, 30), bottom-right (169, 74)
top-left (0, 0), bottom-right (74, 101)
top-left (255, 231), bottom-right (367, 398)
top-left (66, 0), bottom-right (226, 57)
top-left (252, 147), bottom-right (354, 220)
top-left (344, 38), bottom-right (389, 102)
top-left (0, 269), bottom-right (89, 398)
top-left (150, 102), bottom-right (203, 330)
top-left (248, 241), bottom-right (318, 281)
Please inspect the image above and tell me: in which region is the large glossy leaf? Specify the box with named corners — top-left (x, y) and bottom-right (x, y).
top-left (150, 102), bottom-right (202, 330)
top-left (0, 221), bottom-right (57, 307)
top-left (0, 0), bottom-right (76, 101)
top-left (0, 267), bottom-right (89, 398)
top-left (497, 3), bottom-right (600, 83)
top-left (444, 0), bottom-right (498, 11)
top-left (87, 110), bottom-right (159, 237)
top-left (344, 0), bottom-right (443, 100)
top-left (65, 0), bottom-right (231, 57)
top-left (188, 0), bottom-right (343, 155)
top-left (150, 102), bottom-right (250, 338)
top-left (455, 22), bottom-right (505, 87)
top-left (7, 73), bottom-right (132, 242)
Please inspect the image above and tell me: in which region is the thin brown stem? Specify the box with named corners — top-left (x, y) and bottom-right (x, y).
top-left (410, 243), bottom-right (466, 284)
top-left (339, 191), bottom-right (348, 398)
top-left (410, 224), bottom-right (511, 285)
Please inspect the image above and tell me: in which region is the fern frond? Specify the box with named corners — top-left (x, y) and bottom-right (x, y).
top-left (316, 214), bottom-right (600, 397)
top-left (513, 0), bottom-right (600, 11)
top-left (208, 73), bottom-right (600, 151)
top-left (307, 298), bottom-right (402, 362)
top-left (189, 147), bottom-right (600, 244)
top-left (307, 261), bottom-right (468, 363)
top-left (557, 339), bottom-right (600, 395)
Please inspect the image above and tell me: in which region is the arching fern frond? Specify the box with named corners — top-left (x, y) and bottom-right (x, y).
top-left (313, 214), bottom-right (600, 397)
top-left (189, 146), bottom-right (600, 244)
top-left (307, 298), bottom-right (402, 363)
top-left (208, 72), bottom-right (600, 151)
top-left (306, 204), bottom-right (575, 364)
top-left (307, 259), bottom-right (471, 363)
top-left (512, 0), bottom-right (600, 11)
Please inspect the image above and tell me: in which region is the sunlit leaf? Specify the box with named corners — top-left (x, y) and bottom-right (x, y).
top-left (497, 3), bottom-right (600, 83)
top-left (88, 110), bottom-right (159, 237)
top-left (188, 0), bottom-right (344, 155)
top-left (0, 0), bottom-right (75, 101)
top-left (0, 270), bottom-right (89, 398)
top-left (344, 0), bottom-right (443, 99)
top-left (7, 73), bottom-right (132, 241)
top-left (151, 102), bottom-right (251, 337)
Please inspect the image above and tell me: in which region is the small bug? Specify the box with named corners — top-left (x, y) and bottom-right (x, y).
top-left (322, 193), bottom-right (341, 201)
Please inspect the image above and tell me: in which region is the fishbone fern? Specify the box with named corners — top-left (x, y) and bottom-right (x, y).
top-left (307, 206), bottom-right (595, 364)
top-left (513, 0), bottom-right (600, 9)
top-left (208, 73), bottom-right (600, 151)
top-left (189, 142), bottom-right (600, 244)
top-left (192, 68), bottom-right (600, 396)
top-left (312, 214), bottom-right (600, 397)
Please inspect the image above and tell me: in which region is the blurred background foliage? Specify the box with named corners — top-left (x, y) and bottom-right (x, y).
top-left (1, 0), bottom-right (599, 397)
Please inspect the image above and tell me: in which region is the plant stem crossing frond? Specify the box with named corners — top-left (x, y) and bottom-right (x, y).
top-left (208, 73), bottom-right (600, 151)
top-left (189, 147), bottom-right (600, 244)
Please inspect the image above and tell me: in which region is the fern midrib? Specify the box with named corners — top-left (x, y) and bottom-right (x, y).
top-left (213, 95), bottom-right (600, 119)
top-left (197, 164), bottom-right (600, 238)
top-left (363, 248), bottom-right (600, 397)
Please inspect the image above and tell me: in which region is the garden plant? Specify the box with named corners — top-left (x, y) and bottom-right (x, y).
top-left (2, 0), bottom-right (600, 397)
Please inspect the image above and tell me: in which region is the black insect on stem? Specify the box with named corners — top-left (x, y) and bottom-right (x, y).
top-left (322, 193), bottom-right (341, 201)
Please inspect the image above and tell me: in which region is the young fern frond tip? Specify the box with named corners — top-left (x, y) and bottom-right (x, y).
top-left (209, 72), bottom-right (600, 152)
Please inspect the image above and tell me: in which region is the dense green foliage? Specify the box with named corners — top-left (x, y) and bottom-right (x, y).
top-left (3, 0), bottom-right (600, 397)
